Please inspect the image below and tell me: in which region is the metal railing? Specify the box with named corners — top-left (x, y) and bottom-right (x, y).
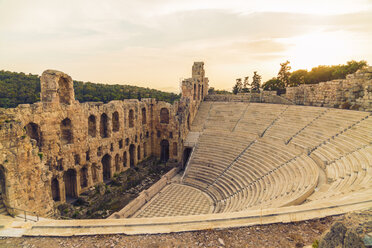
top-left (5, 206), bottom-right (39, 222)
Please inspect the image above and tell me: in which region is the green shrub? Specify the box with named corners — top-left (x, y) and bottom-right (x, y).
top-left (312, 239), bottom-right (319, 248)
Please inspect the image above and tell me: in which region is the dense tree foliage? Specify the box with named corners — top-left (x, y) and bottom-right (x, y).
top-left (262, 78), bottom-right (285, 94)
top-left (262, 60), bottom-right (368, 95)
top-left (277, 61), bottom-right (291, 87)
top-left (208, 87), bottom-right (232, 95)
top-left (288, 69), bottom-right (307, 87)
top-left (0, 71), bottom-right (41, 108)
top-left (233, 78), bottom-right (243, 94)
top-left (0, 70), bottom-right (180, 108)
top-left (232, 72), bottom-right (262, 94)
top-left (242, 77), bottom-right (250, 93)
top-left (251, 71), bottom-right (262, 92)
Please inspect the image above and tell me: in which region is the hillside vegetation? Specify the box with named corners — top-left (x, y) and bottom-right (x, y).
top-left (262, 60), bottom-right (368, 94)
top-left (0, 70), bottom-right (180, 108)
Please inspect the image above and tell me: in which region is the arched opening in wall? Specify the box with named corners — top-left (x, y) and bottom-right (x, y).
top-left (0, 166), bottom-right (6, 205)
top-left (91, 163), bottom-right (98, 183)
top-left (142, 107), bottom-right (146, 124)
top-left (100, 113), bottom-right (109, 138)
top-left (198, 84), bottom-right (200, 100)
top-left (123, 151), bottom-right (127, 167)
top-left (102, 154), bottom-right (111, 181)
top-left (58, 77), bottom-right (71, 105)
top-left (143, 142), bottom-right (147, 158)
top-left (187, 114), bottom-right (190, 130)
top-left (64, 169), bottom-right (77, 201)
top-left (115, 154), bottom-right (120, 172)
top-left (160, 108), bottom-right (169, 124)
top-left (112, 111), bottom-right (119, 132)
top-left (202, 85), bottom-right (204, 98)
top-left (193, 84), bottom-right (196, 100)
top-left (129, 144), bottom-right (135, 168)
top-left (129, 109), bottom-right (134, 128)
top-left (183, 147), bottom-right (193, 168)
top-left (25, 122), bottom-right (42, 149)
top-left (51, 177), bottom-right (60, 201)
top-left (137, 145), bottom-right (141, 161)
top-left (80, 167), bottom-right (88, 189)
top-left (173, 142), bottom-right (178, 157)
top-left (88, 115), bottom-right (96, 137)
top-left (160, 139), bottom-right (169, 163)
top-left (60, 118), bottom-right (73, 145)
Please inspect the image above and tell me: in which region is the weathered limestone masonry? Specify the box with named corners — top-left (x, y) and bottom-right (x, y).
top-left (205, 91), bottom-right (293, 105)
top-left (0, 62), bottom-right (208, 217)
top-left (285, 66), bottom-right (372, 111)
top-left (181, 62), bottom-right (209, 126)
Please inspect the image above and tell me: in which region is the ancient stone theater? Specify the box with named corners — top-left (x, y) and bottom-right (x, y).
top-left (0, 63), bottom-right (371, 236)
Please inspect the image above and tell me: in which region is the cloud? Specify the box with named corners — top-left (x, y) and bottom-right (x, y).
top-left (0, 0), bottom-right (371, 92)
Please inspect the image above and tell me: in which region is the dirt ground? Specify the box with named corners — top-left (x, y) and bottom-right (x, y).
top-left (0, 215), bottom-right (336, 248)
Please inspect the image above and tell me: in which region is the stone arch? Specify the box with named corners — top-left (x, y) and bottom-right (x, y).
top-left (160, 139), bottom-right (169, 163)
top-left (25, 122), bottom-right (42, 149)
top-left (115, 154), bottom-right (120, 172)
top-left (64, 169), bottom-right (77, 200)
top-left (88, 115), bottom-right (96, 137)
top-left (143, 142), bottom-right (147, 158)
top-left (137, 145), bottom-right (141, 161)
top-left (160, 108), bottom-right (169, 124)
top-left (91, 163), bottom-right (98, 183)
top-left (58, 77), bottom-right (72, 105)
top-left (187, 114), bottom-right (191, 130)
top-left (129, 144), bottom-right (135, 168)
top-left (80, 167), bottom-right (88, 189)
top-left (173, 142), bottom-right (178, 156)
top-left (0, 165), bottom-right (6, 203)
top-left (129, 109), bottom-right (134, 128)
top-left (123, 151), bottom-right (127, 167)
top-left (112, 111), bottom-right (119, 132)
top-left (102, 154), bottom-right (111, 181)
top-left (60, 118), bottom-right (73, 145)
top-left (51, 177), bottom-right (60, 201)
top-left (193, 84), bottom-right (196, 100)
top-left (100, 113), bottom-right (109, 138)
top-left (198, 84), bottom-right (200, 100)
top-left (142, 107), bottom-right (147, 124)
top-left (182, 147), bottom-right (192, 168)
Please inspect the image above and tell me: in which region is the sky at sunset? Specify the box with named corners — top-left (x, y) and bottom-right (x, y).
top-left (0, 0), bottom-right (371, 92)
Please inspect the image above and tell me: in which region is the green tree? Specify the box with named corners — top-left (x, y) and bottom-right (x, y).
top-left (233, 78), bottom-right (243, 94)
top-left (289, 69), bottom-right (307, 87)
top-left (242, 76), bottom-right (250, 93)
top-left (262, 77), bottom-right (285, 94)
top-left (331, 60), bottom-right (367, 79)
top-left (251, 71), bottom-right (262, 92)
top-left (0, 70), bottom-right (180, 108)
top-left (277, 60), bottom-right (291, 87)
top-left (208, 87), bottom-right (216, 95)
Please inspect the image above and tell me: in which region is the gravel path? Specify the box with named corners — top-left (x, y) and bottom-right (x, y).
top-left (0, 216), bottom-right (335, 248)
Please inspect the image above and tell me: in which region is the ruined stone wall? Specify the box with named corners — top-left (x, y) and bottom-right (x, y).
top-left (181, 61), bottom-right (209, 127)
top-left (0, 115), bottom-right (54, 216)
top-left (0, 62), bottom-right (207, 216)
top-left (205, 91), bottom-right (293, 105)
top-left (284, 67), bottom-right (372, 111)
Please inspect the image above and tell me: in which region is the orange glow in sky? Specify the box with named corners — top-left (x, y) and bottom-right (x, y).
top-left (0, 0), bottom-right (371, 92)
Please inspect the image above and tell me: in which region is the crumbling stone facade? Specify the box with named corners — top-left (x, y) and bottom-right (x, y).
top-left (0, 62), bottom-right (208, 216)
top-left (205, 91), bottom-right (293, 105)
top-left (285, 66), bottom-right (372, 111)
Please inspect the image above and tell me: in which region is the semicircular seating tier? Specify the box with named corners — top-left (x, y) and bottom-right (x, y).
top-left (131, 102), bottom-right (372, 218)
